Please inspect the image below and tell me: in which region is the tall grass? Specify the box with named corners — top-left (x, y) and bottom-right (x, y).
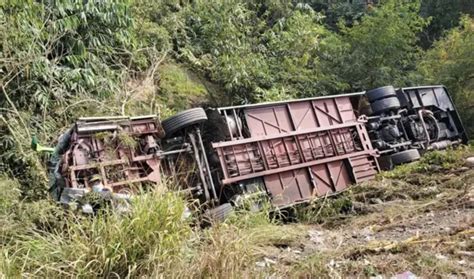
top-left (383, 145), bottom-right (473, 178)
top-left (5, 147), bottom-right (470, 277)
top-left (0, 179), bottom-right (191, 278)
top-left (0, 177), bottom-right (304, 278)
top-left (161, 203), bottom-right (304, 278)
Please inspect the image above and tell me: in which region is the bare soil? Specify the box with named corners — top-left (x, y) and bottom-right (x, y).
top-left (258, 168), bottom-right (474, 278)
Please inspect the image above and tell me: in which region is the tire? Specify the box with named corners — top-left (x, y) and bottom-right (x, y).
top-left (162, 108), bottom-right (208, 137)
top-left (371, 97), bottom-right (400, 115)
top-left (391, 149), bottom-right (421, 165)
top-left (366, 86), bottom-right (397, 102)
top-left (205, 203), bottom-right (234, 222)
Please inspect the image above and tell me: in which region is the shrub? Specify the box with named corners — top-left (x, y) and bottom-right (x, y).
top-left (1, 190), bottom-right (190, 277)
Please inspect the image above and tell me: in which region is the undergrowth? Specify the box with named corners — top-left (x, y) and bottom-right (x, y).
top-left (295, 145), bottom-right (474, 225)
top-left (383, 145), bottom-right (473, 178)
top-left (1, 147), bottom-right (472, 277)
top-left (0, 179), bottom-right (190, 278)
top-left (0, 177), bottom-right (301, 278)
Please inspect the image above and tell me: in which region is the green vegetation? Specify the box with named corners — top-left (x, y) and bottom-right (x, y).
top-left (1, 0), bottom-right (473, 192)
top-left (1, 181), bottom-right (190, 277)
top-left (1, 0), bottom-right (473, 277)
top-left (417, 16), bottom-right (474, 136)
top-left (158, 63), bottom-right (208, 112)
top-left (336, 0), bottom-right (428, 90)
top-left (0, 177), bottom-right (303, 277)
top-left (2, 148), bottom-right (472, 277)
top-left (384, 145), bottom-right (473, 178)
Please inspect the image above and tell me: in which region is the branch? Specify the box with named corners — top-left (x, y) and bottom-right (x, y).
top-left (1, 75), bottom-right (31, 139)
top-left (120, 50), bottom-right (168, 116)
top-left (0, 115), bottom-right (26, 157)
top-left (58, 98), bottom-right (106, 115)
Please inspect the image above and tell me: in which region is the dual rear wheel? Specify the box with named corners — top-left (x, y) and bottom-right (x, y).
top-left (367, 86), bottom-right (421, 167)
top-left (367, 86), bottom-right (401, 115)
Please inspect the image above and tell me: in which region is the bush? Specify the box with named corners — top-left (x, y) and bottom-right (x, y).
top-left (384, 145), bottom-right (473, 179)
top-left (417, 16), bottom-right (474, 137)
top-left (1, 189), bottom-right (190, 277)
top-left (158, 63), bottom-right (208, 112)
top-left (0, 0), bottom-right (140, 199)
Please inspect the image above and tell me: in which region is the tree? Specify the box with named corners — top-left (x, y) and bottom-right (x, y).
top-left (0, 0), bottom-right (138, 198)
top-left (305, 0), bottom-right (373, 30)
top-left (419, 0), bottom-right (474, 49)
top-left (417, 16), bottom-right (474, 136)
top-left (263, 8), bottom-right (348, 97)
top-left (334, 0), bottom-right (428, 91)
top-left (180, 1), bottom-right (348, 103)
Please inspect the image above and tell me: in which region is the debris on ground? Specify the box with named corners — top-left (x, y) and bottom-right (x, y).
top-left (250, 148), bottom-right (474, 277)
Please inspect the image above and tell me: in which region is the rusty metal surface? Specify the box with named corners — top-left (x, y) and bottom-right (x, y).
top-left (61, 116), bottom-right (166, 194)
top-left (214, 95), bottom-right (379, 206)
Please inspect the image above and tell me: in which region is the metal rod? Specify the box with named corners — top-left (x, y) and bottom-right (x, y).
top-left (196, 128), bottom-right (218, 201)
top-left (256, 141), bottom-right (269, 171)
top-left (418, 109), bottom-right (431, 144)
top-left (244, 144), bottom-right (254, 173)
top-left (366, 115), bottom-right (402, 121)
top-left (212, 121), bottom-right (360, 148)
top-left (232, 109), bottom-right (243, 139)
top-left (216, 147), bottom-right (230, 180)
top-left (188, 133), bottom-right (210, 202)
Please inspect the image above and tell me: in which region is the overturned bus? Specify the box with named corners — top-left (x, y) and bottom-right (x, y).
top-left (48, 85), bottom-right (467, 218)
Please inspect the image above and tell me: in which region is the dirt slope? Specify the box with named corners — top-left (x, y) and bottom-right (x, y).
top-left (253, 152), bottom-right (474, 278)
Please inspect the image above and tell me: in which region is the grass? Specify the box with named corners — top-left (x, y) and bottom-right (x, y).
top-left (0, 181), bottom-right (191, 277)
top-left (0, 177), bottom-right (303, 278)
top-left (279, 146), bottom-right (474, 278)
top-left (383, 145), bottom-right (472, 179)
top-left (1, 146), bottom-right (473, 277)
top-left (158, 63), bottom-right (208, 114)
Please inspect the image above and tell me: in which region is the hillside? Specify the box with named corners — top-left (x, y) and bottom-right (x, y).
top-left (1, 1), bottom-right (473, 278)
top-left (1, 145), bottom-right (473, 277)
